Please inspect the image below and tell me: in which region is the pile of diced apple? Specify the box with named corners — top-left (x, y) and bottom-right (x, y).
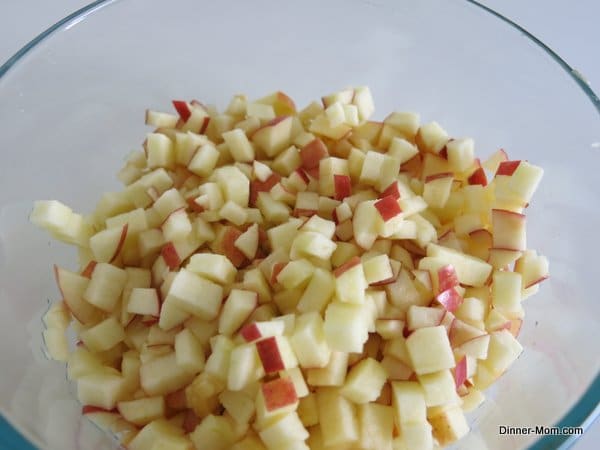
top-left (31, 86), bottom-right (548, 450)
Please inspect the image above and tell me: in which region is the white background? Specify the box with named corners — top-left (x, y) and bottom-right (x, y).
top-left (0, 0), bottom-right (598, 448)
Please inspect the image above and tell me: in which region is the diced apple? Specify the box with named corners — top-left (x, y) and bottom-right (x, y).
top-left (316, 387), bottom-right (359, 447)
top-left (290, 312), bottom-right (331, 369)
top-left (358, 403), bottom-right (394, 450)
top-left (418, 369), bottom-right (459, 407)
top-left (118, 396), bottom-right (165, 426)
top-left (219, 289), bottom-right (258, 335)
top-left (324, 302), bottom-right (369, 353)
top-left (251, 116), bottom-right (293, 157)
top-left (256, 336), bottom-right (298, 373)
top-left (406, 326), bottom-right (455, 375)
top-left (491, 209), bottom-right (526, 251)
top-left (341, 357), bottom-right (387, 403)
top-left (187, 252), bottom-right (237, 285)
top-left (429, 405), bottom-right (470, 446)
top-left (166, 270), bottom-right (222, 321)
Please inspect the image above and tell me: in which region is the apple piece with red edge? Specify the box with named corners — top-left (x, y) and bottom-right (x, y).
top-left (437, 265), bottom-right (459, 293)
top-left (491, 209), bottom-right (526, 251)
top-left (300, 138), bottom-right (329, 170)
top-left (55, 266), bottom-right (101, 324)
top-left (260, 376), bottom-right (299, 414)
top-left (89, 224), bottom-right (128, 263)
top-left (240, 321), bottom-right (286, 343)
top-left (453, 356), bottom-right (468, 389)
top-left (172, 100), bottom-right (191, 122)
top-left (495, 160), bottom-right (521, 177)
top-left (514, 250), bottom-right (549, 289)
top-left (256, 335), bottom-right (298, 373)
top-left (374, 196), bottom-right (402, 222)
top-left (468, 167), bottom-right (487, 186)
top-left (251, 116), bottom-right (293, 157)
top-left (334, 174), bottom-right (352, 200)
top-left (435, 288), bottom-right (463, 313)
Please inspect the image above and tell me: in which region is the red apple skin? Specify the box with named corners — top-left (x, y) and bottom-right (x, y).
top-left (524, 275), bottom-right (549, 289)
top-left (468, 167), bottom-right (488, 186)
top-left (300, 139), bottom-right (329, 170)
top-left (161, 242), bottom-right (181, 270)
top-left (374, 195), bottom-right (402, 222)
top-left (82, 405), bottom-right (116, 414)
top-left (183, 410), bottom-right (200, 433)
top-left (215, 226), bottom-right (247, 268)
top-left (334, 175), bottom-right (352, 201)
top-left (333, 256), bottom-right (361, 278)
top-left (380, 182), bottom-right (401, 200)
top-left (250, 173), bottom-right (281, 206)
top-left (110, 224), bottom-right (129, 263)
top-left (491, 208), bottom-right (526, 220)
top-left (424, 172), bottom-right (454, 183)
top-left (240, 323), bottom-right (262, 342)
top-left (437, 265), bottom-right (459, 293)
top-left (172, 100), bottom-right (191, 122)
top-left (435, 288), bottom-right (463, 313)
top-left (454, 356), bottom-right (467, 389)
top-left (294, 168), bottom-right (310, 185)
top-left (261, 377), bottom-right (298, 411)
top-left (166, 389), bottom-right (187, 410)
top-left (256, 336), bottom-right (285, 373)
top-left (186, 196), bottom-right (205, 213)
top-left (81, 260), bottom-right (97, 278)
top-left (271, 262), bottom-right (287, 285)
top-left (495, 160), bottom-right (521, 176)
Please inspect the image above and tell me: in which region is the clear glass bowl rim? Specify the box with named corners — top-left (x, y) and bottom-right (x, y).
top-left (0, 1), bottom-right (598, 449)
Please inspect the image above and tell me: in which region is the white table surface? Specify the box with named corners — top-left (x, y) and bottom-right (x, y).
top-left (0, 1), bottom-right (598, 449)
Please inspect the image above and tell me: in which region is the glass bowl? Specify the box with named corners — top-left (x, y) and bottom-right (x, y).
top-left (0, 0), bottom-right (598, 449)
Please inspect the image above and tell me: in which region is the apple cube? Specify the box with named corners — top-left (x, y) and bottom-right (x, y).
top-left (118, 396), bottom-right (165, 426)
top-left (514, 249), bottom-right (549, 288)
top-left (324, 301), bottom-right (370, 353)
top-left (186, 252), bottom-right (237, 285)
top-left (334, 256), bottom-right (367, 304)
top-left (190, 414), bottom-right (236, 450)
top-left (89, 224), bottom-right (128, 263)
top-left (80, 316), bottom-right (125, 352)
top-left (128, 419), bottom-right (191, 450)
top-left (77, 372), bottom-right (125, 410)
top-left (290, 312), bottom-right (331, 369)
top-left (352, 200), bottom-right (383, 250)
top-left (492, 270), bottom-right (522, 315)
top-left (427, 243), bottom-right (492, 287)
top-left (429, 405), bottom-right (469, 446)
top-left (406, 326), bottom-right (455, 375)
top-left (258, 412), bottom-right (309, 449)
top-left (240, 321), bottom-right (285, 343)
top-left (418, 369), bottom-right (459, 407)
top-left (446, 138), bottom-right (474, 172)
top-left (256, 335), bottom-right (298, 373)
top-left (219, 390), bottom-right (256, 425)
top-left (306, 351), bottom-right (348, 387)
top-left (222, 128), bottom-right (255, 162)
top-left (228, 343), bottom-right (263, 391)
top-left (388, 137), bottom-right (419, 164)
top-left (416, 121), bottom-right (448, 154)
top-left (204, 335), bottom-right (235, 382)
top-left (491, 209), bottom-right (526, 251)
top-left (363, 254), bottom-right (393, 285)
top-left (219, 289), bottom-right (258, 335)
top-left (234, 223), bottom-right (259, 259)
top-left (406, 306), bottom-right (445, 331)
top-left (358, 403), bottom-right (394, 450)
top-left (280, 367), bottom-right (309, 398)
top-left (251, 116), bottom-right (293, 157)
top-left (83, 262), bottom-right (127, 312)
top-left (175, 328), bottom-right (206, 373)
top-left (341, 357), bottom-right (387, 403)
top-left (54, 267), bottom-right (100, 324)
top-left (168, 269), bottom-right (223, 320)
top-left (481, 329), bottom-right (523, 375)
top-left (276, 259), bottom-right (315, 289)
top-left (316, 387), bottom-right (359, 447)
top-left (259, 377), bottom-right (299, 416)
top-left (214, 165), bottom-right (250, 207)
top-left (391, 381), bottom-right (427, 425)
top-left (127, 288), bottom-right (160, 316)
top-left (140, 352), bottom-right (196, 396)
